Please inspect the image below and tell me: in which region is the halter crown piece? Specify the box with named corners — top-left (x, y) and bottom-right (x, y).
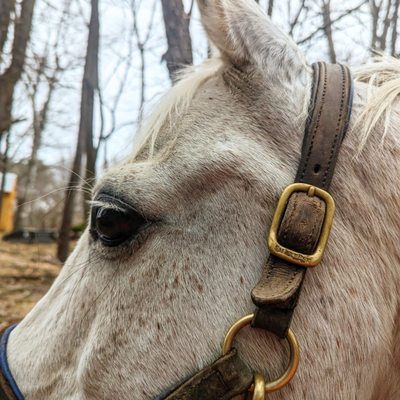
top-left (0, 62), bottom-right (354, 400)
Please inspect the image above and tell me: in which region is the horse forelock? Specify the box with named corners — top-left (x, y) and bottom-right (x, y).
top-left (131, 58), bottom-right (223, 162)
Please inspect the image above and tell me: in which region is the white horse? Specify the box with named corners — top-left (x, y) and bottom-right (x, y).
top-left (5, 0), bottom-right (400, 398)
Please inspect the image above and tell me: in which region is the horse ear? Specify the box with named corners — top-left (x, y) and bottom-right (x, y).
top-left (197, 0), bottom-right (305, 73)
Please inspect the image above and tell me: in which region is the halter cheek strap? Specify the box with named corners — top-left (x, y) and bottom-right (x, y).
top-left (0, 325), bottom-right (23, 400)
top-left (251, 62), bottom-right (354, 337)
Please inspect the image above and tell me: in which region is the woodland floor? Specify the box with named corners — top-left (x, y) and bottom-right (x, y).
top-left (0, 241), bottom-right (63, 331)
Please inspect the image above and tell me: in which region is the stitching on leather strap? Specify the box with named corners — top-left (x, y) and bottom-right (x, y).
top-left (322, 64), bottom-right (346, 186)
top-left (300, 62), bottom-right (328, 180)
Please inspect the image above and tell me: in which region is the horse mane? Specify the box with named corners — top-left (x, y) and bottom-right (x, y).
top-left (131, 58), bottom-right (223, 161)
top-left (131, 55), bottom-right (400, 161)
top-left (353, 55), bottom-right (400, 151)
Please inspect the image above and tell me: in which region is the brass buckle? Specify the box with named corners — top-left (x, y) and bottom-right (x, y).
top-left (268, 183), bottom-right (335, 268)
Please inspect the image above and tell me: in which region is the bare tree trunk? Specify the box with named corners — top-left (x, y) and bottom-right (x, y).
top-left (391, 0), bottom-right (400, 55)
top-left (267, 0), bottom-right (274, 16)
top-left (161, 0), bottom-right (192, 81)
top-left (379, 0), bottom-right (393, 51)
top-left (371, 0), bottom-right (380, 52)
top-left (0, 0), bottom-right (36, 139)
top-left (0, 132), bottom-right (11, 219)
top-left (0, 0), bottom-right (14, 58)
top-left (322, 0), bottom-right (337, 63)
top-left (57, 122), bottom-right (84, 261)
top-left (370, 0), bottom-right (398, 54)
top-left (82, 0), bottom-right (99, 220)
top-left (58, 0), bottom-right (99, 262)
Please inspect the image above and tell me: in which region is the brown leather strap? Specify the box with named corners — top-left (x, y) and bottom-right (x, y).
top-left (251, 62), bottom-right (353, 338)
top-left (296, 62), bottom-right (353, 189)
top-left (161, 349), bottom-right (253, 400)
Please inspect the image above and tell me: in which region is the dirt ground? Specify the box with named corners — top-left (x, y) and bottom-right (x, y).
top-left (0, 241), bottom-right (63, 330)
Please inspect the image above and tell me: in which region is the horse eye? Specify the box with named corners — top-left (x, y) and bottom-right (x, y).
top-left (91, 207), bottom-right (147, 247)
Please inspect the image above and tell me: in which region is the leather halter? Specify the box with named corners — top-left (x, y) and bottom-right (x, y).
top-left (162, 62), bottom-right (354, 399)
top-left (0, 62), bottom-right (354, 400)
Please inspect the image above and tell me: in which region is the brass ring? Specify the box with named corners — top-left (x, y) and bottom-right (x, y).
top-left (222, 313), bottom-right (300, 394)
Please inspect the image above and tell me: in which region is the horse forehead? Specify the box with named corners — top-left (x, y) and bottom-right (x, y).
top-left (176, 68), bottom-right (272, 130)
top-left (102, 66), bottom-right (301, 195)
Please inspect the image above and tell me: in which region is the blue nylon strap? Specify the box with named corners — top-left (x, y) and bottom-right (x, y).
top-left (0, 325), bottom-right (24, 400)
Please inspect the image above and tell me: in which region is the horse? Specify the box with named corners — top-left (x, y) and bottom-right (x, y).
top-left (4, 0), bottom-right (400, 398)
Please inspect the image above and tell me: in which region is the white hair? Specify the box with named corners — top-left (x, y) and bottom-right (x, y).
top-left (132, 58), bottom-right (223, 161)
top-left (353, 55), bottom-right (400, 152)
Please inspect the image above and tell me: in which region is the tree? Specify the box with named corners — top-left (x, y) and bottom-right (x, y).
top-left (0, 0), bottom-right (15, 60)
top-left (0, 131), bottom-right (11, 218)
top-left (322, 0), bottom-right (337, 63)
top-left (14, 54), bottom-right (60, 229)
top-left (267, 0), bottom-right (274, 16)
top-left (81, 0), bottom-right (100, 220)
top-left (14, 0), bottom-right (70, 230)
top-left (161, 0), bottom-right (193, 81)
top-left (0, 0), bottom-right (36, 139)
top-left (57, 0), bottom-right (99, 262)
top-left (370, 0), bottom-right (400, 55)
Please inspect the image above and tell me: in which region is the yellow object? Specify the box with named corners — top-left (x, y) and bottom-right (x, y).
top-left (0, 173), bottom-right (17, 233)
top-left (222, 313), bottom-right (299, 394)
top-left (268, 183), bottom-right (335, 267)
top-left (251, 373), bottom-right (266, 400)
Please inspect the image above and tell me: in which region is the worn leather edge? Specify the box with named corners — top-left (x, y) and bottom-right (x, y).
top-left (296, 62), bottom-right (352, 188)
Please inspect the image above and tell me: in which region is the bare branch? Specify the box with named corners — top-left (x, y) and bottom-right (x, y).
top-left (267, 0), bottom-right (274, 16)
top-left (289, 0), bottom-right (306, 37)
top-left (297, 1), bottom-right (367, 45)
top-left (322, 0), bottom-right (337, 63)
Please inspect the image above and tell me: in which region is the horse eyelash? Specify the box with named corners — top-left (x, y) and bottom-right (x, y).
top-left (88, 200), bottom-right (126, 213)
